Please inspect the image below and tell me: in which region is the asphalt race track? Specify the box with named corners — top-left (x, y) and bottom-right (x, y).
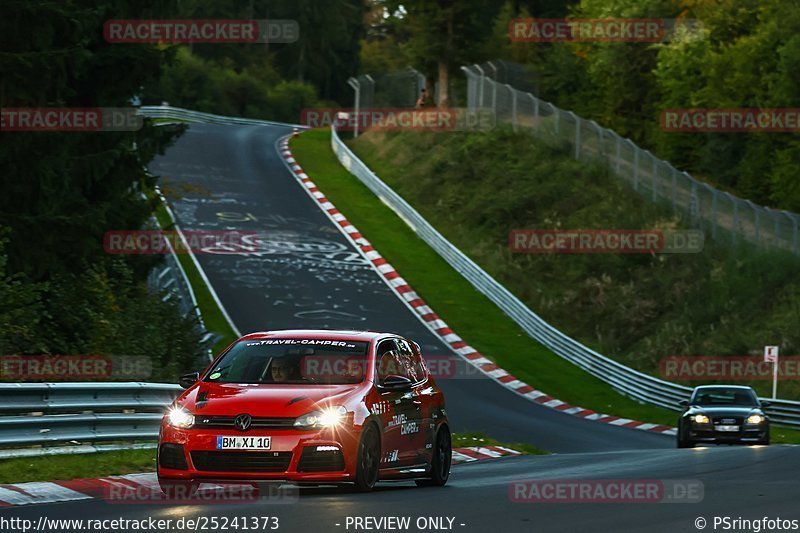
top-left (3, 123), bottom-right (797, 532)
top-left (149, 123), bottom-right (673, 454)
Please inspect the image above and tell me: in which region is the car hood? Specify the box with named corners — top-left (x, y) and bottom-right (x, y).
top-left (178, 382), bottom-right (365, 417)
top-left (685, 405), bottom-right (764, 418)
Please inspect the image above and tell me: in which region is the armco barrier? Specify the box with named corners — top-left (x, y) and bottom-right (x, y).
top-left (0, 382), bottom-right (181, 448)
top-left (138, 105), bottom-right (306, 128)
top-left (329, 123), bottom-right (800, 428)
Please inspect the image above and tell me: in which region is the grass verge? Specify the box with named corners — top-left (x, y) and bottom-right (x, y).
top-left (289, 129), bottom-right (800, 445)
top-left (153, 200), bottom-right (237, 354)
top-left (452, 432), bottom-right (548, 456)
top-left (0, 449), bottom-right (156, 484)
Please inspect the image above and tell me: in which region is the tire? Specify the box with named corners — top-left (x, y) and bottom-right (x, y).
top-left (354, 424), bottom-right (380, 492)
top-left (416, 425), bottom-right (452, 487)
top-left (158, 478), bottom-right (198, 499)
top-left (677, 427), bottom-right (695, 449)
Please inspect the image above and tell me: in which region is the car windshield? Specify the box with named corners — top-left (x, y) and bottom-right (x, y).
top-left (204, 339), bottom-right (369, 385)
top-left (692, 388), bottom-right (758, 406)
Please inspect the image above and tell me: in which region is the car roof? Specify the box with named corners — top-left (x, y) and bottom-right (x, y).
top-left (239, 329), bottom-right (395, 342)
top-left (693, 385), bottom-right (755, 391)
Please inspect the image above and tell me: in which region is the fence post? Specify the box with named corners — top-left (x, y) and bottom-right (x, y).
top-left (506, 84), bottom-right (517, 131)
top-left (531, 93), bottom-right (539, 133)
top-left (592, 121), bottom-right (604, 159)
top-left (347, 77), bottom-right (360, 138)
top-left (752, 203), bottom-right (761, 244)
top-left (572, 112), bottom-right (581, 160)
top-left (672, 168), bottom-right (678, 215)
top-left (491, 80), bottom-right (498, 125)
top-left (460, 66), bottom-right (474, 111)
top-left (791, 213), bottom-right (799, 254)
top-left (651, 156), bottom-right (658, 202)
top-left (774, 210), bottom-right (781, 249)
top-left (553, 104), bottom-right (560, 135)
top-left (711, 190), bottom-right (718, 240)
top-left (475, 64), bottom-right (485, 108)
top-left (615, 134), bottom-right (622, 174)
top-left (730, 193), bottom-right (739, 246)
top-left (632, 144), bottom-right (640, 191)
top-left (690, 182), bottom-right (699, 226)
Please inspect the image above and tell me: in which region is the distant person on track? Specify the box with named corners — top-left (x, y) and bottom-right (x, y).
top-left (415, 88), bottom-right (429, 109)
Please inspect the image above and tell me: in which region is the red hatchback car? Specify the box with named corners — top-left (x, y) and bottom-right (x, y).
top-left (157, 330), bottom-right (451, 492)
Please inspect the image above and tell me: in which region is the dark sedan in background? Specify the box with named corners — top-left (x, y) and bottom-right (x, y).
top-left (677, 385), bottom-right (770, 448)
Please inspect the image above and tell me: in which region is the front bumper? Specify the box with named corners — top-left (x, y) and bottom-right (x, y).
top-left (688, 424), bottom-right (768, 443)
top-left (158, 423), bottom-right (360, 482)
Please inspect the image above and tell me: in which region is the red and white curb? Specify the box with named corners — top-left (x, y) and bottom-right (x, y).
top-left (0, 447), bottom-right (517, 506)
top-left (452, 446), bottom-right (522, 464)
top-left (278, 136), bottom-right (676, 438)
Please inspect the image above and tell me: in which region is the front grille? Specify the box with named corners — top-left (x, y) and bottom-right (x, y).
top-left (193, 416), bottom-right (296, 430)
top-left (190, 451), bottom-right (292, 472)
top-left (297, 447), bottom-right (345, 472)
top-left (713, 417), bottom-right (743, 425)
top-left (159, 443), bottom-right (188, 470)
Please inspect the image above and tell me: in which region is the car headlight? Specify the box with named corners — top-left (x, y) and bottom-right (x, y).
top-left (167, 406), bottom-right (195, 429)
top-left (746, 414), bottom-right (765, 425)
top-left (692, 414), bottom-right (710, 424)
top-left (294, 406), bottom-right (347, 428)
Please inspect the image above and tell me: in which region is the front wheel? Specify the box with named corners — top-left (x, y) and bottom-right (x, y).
top-left (416, 425), bottom-right (451, 487)
top-left (677, 427), bottom-right (694, 449)
top-left (354, 424), bottom-right (380, 492)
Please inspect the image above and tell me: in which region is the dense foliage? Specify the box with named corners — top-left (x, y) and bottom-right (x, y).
top-left (0, 0), bottom-right (202, 377)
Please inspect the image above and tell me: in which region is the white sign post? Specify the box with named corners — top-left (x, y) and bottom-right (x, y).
top-left (764, 346), bottom-right (779, 399)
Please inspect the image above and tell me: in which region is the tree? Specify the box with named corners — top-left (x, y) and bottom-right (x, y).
top-left (384, 0), bottom-right (502, 106)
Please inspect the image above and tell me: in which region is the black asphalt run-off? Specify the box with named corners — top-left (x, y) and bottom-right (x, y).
top-left (3, 123), bottom-right (795, 532)
top-left (150, 123), bottom-right (670, 454)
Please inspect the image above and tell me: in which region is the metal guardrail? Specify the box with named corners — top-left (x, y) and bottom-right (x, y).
top-left (329, 123), bottom-right (800, 428)
top-left (138, 105), bottom-right (306, 129)
top-left (146, 210), bottom-right (220, 358)
top-left (0, 382), bottom-right (181, 448)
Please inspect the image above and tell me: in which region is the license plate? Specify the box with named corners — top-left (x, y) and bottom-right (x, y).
top-left (216, 436), bottom-right (271, 450)
top-left (716, 425), bottom-right (739, 432)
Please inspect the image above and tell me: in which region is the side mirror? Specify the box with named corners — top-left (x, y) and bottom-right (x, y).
top-left (679, 399), bottom-right (689, 407)
top-left (379, 374), bottom-right (413, 392)
top-left (179, 372), bottom-right (200, 389)
top-left (760, 400), bottom-right (771, 408)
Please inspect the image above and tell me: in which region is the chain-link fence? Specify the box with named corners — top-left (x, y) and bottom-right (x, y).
top-left (346, 67), bottom-right (474, 136)
top-left (462, 63), bottom-right (800, 255)
top-left (349, 68), bottom-right (425, 109)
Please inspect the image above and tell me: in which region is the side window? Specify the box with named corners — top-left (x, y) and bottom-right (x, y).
top-left (409, 341), bottom-right (428, 381)
top-left (397, 339), bottom-right (425, 383)
top-left (376, 339), bottom-right (409, 383)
